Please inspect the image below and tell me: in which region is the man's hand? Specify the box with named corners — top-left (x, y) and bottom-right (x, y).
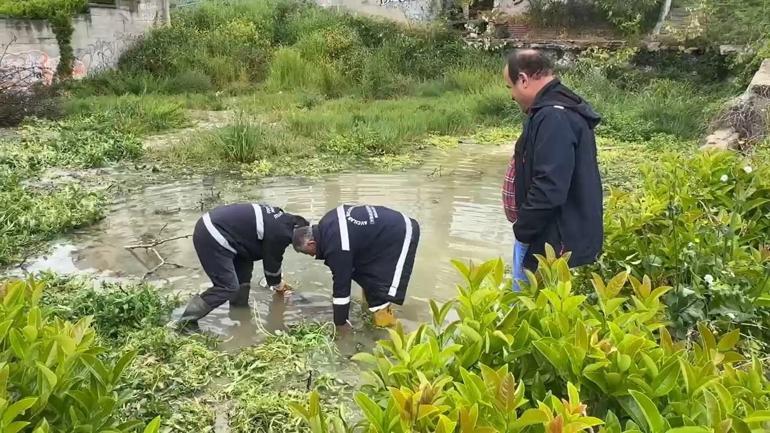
top-left (271, 281), bottom-right (291, 294)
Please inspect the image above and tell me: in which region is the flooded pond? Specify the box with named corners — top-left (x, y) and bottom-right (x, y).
top-left (19, 143), bottom-right (513, 350)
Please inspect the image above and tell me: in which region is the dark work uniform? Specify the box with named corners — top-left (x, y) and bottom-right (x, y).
top-left (313, 205), bottom-right (420, 325)
top-left (193, 203), bottom-right (296, 308)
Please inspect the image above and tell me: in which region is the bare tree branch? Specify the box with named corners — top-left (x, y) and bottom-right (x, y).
top-left (124, 227), bottom-right (191, 279)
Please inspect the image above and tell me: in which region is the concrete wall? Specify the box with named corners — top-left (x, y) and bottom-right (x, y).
top-left (0, 0), bottom-right (169, 87)
top-left (493, 0), bottom-right (528, 15)
top-left (315, 0), bottom-right (442, 22)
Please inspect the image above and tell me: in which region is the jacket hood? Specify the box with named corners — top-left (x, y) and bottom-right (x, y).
top-left (530, 79), bottom-right (601, 129)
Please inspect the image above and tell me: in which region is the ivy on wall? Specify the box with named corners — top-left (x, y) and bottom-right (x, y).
top-left (0, 0), bottom-right (88, 80)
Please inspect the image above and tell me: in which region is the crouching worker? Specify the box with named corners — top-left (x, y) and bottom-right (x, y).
top-left (292, 205), bottom-right (420, 330)
top-left (176, 203), bottom-right (309, 328)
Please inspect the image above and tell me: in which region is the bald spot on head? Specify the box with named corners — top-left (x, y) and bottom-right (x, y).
top-left (506, 49), bottom-right (554, 83)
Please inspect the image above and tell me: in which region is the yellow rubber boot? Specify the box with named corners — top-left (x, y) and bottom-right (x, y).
top-left (373, 306), bottom-right (398, 328)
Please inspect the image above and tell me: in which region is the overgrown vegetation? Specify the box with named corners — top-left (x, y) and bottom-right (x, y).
top-left (294, 256), bottom-right (770, 433)
top-left (0, 0), bottom-right (87, 80)
top-left (526, 0), bottom-right (662, 34)
top-left (0, 274), bottom-right (349, 432)
top-left (595, 151), bottom-right (770, 345)
top-left (0, 277), bottom-right (160, 433)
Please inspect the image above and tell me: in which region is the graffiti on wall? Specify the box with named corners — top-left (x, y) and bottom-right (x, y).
top-left (0, 50), bottom-right (86, 89)
top-left (379, 0), bottom-right (416, 4)
top-left (0, 32), bottom-right (140, 89)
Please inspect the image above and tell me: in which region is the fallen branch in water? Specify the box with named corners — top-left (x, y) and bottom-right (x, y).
top-left (124, 230), bottom-right (191, 279)
top-left (124, 234), bottom-right (191, 250)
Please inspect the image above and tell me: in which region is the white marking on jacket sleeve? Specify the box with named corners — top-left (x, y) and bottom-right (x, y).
top-left (264, 268), bottom-right (282, 277)
top-left (369, 302), bottom-right (390, 312)
top-left (202, 213), bottom-right (236, 254)
top-left (336, 205), bottom-right (350, 251)
top-left (553, 105), bottom-right (565, 110)
top-left (333, 297), bottom-right (351, 305)
top-left (388, 213), bottom-right (413, 297)
top-left (252, 204), bottom-right (264, 240)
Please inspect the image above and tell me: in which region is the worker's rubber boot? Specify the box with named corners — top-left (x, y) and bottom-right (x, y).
top-left (176, 295), bottom-right (213, 329)
top-left (230, 283), bottom-right (251, 307)
top-left (372, 305), bottom-right (398, 328)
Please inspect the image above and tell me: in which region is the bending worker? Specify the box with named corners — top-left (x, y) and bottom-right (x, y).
top-left (292, 204), bottom-right (420, 329)
top-left (178, 203), bottom-right (309, 326)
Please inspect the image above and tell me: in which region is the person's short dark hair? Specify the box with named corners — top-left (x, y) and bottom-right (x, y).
top-left (506, 49), bottom-right (554, 82)
top-left (291, 214), bottom-right (310, 228)
top-left (292, 225), bottom-right (314, 252)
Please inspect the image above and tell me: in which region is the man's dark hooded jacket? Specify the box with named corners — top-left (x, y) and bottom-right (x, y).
top-left (513, 79), bottom-right (603, 270)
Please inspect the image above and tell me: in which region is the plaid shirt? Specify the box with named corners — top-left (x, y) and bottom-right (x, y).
top-left (502, 155), bottom-right (518, 223)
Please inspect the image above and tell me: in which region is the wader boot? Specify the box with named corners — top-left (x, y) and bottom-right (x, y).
top-left (372, 305), bottom-right (398, 328)
top-left (230, 282), bottom-right (251, 307)
top-left (176, 295), bottom-right (213, 329)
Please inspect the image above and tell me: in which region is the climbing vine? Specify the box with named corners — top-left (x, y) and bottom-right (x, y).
top-left (0, 0), bottom-right (87, 80)
top-left (50, 12), bottom-right (75, 79)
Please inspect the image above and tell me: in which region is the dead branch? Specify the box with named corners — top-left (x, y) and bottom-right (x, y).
top-left (124, 228), bottom-right (191, 279)
top-left (143, 247), bottom-right (184, 278)
top-left (124, 234), bottom-right (191, 250)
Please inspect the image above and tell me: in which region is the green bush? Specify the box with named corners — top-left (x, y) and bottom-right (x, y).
top-left (0, 0), bottom-right (86, 18)
top-left (596, 151), bottom-right (770, 342)
top-left (38, 274), bottom-right (180, 341)
top-left (293, 256), bottom-right (770, 433)
top-left (0, 277), bottom-right (160, 432)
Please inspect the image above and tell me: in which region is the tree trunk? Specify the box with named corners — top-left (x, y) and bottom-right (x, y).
top-left (462, 2), bottom-right (470, 20)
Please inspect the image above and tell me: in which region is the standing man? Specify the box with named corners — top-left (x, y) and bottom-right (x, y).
top-left (292, 205), bottom-right (420, 331)
top-left (177, 203), bottom-right (309, 327)
top-left (502, 49), bottom-right (603, 289)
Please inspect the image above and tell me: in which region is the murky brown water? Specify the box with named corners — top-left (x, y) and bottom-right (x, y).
top-left (18, 143), bottom-right (513, 350)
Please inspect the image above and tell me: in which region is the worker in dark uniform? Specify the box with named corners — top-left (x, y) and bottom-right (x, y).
top-left (176, 203), bottom-right (309, 327)
top-left (292, 204), bottom-right (420, 329)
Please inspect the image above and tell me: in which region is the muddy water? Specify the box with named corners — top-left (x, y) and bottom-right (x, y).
top-left (21, 143), bottom-right (513, 350)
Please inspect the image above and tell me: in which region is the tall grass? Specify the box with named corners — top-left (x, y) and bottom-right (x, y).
top-left (563, 68), bottom-right (728, 141)
top-left (178, 116), bottom-right (308, 164)
top-left (65, 95), bottom-right (190, 135)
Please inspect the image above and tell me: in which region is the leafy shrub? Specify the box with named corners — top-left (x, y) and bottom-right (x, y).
top-left (0, 277), bottom-right (160, 432)
top-left (37, 274), bottom-right (180, 340)
top-left (596, 151), bottom-right (770, 342)
top-left (294, 255), bottom-right (770, 433)
top-left (118, 8), bottom-right (272, 87)
top-left (0, 0), bottom-right (86, 18)
top-left (165, 70), bottom-right (214, 94)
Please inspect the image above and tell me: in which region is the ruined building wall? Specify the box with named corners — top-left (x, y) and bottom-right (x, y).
top-left (0, 0), bottom-right (169, 86)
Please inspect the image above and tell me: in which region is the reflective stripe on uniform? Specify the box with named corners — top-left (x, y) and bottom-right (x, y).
top-left (265, 268), bottom-right (282, 277)
top-left (369, 302), bottom-right (390, 312)
top-left (388, 213), bottom-right (413, 297)
top-left (202, 213), bottom-right (236, 254)
top-left (336, 205), bottom-right (350, 251)
top-left (252, 204), bottom-right (264, 240)
top-left (333, 297), bottom-right (351, 305)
